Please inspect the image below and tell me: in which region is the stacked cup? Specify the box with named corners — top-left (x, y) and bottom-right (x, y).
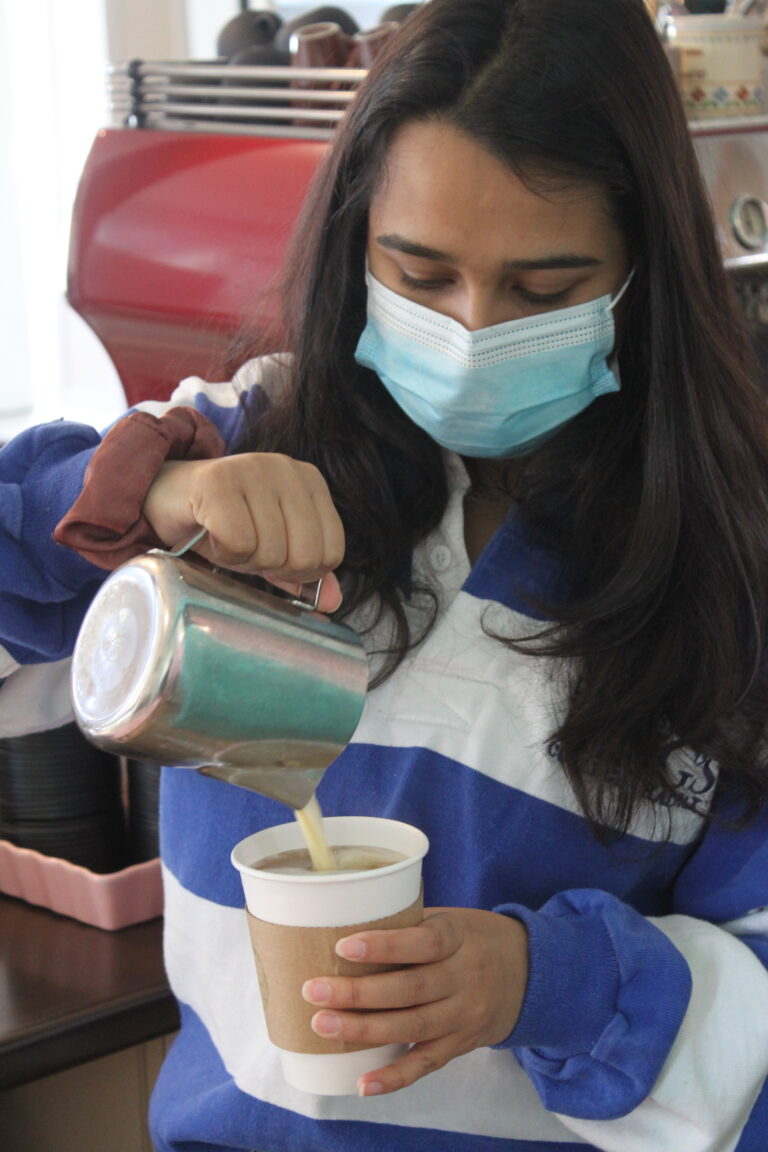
top-left (0, 723), bottom-right (127, 872)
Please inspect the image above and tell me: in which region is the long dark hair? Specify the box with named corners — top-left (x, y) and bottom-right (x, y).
top-left (237, 0), bottom-right (768, 834)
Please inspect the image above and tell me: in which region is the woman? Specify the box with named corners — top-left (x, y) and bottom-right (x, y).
top-left (2, 0), bottom-right (768, 1148)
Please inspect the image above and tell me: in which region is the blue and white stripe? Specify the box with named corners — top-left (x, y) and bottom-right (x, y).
top-left (0, 356), bottom-right (767, 1152)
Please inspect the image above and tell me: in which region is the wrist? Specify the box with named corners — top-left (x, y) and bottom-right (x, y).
top-left (143, 458), bottom-right (206, 546)
top-left (486, 911), bottom-right (530, 1046)
top-left (54, 406), bottom-right (225, 570)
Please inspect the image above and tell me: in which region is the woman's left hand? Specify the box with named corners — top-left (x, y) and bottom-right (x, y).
top-left (301, 907), bottom-right (529, 1097)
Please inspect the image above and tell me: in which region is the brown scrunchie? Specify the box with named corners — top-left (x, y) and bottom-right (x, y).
top-left (54, 406), bottom-right (225, 570)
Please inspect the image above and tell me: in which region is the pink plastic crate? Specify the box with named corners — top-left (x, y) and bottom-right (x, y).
top-left (0, 838), bottom-right (163, 930)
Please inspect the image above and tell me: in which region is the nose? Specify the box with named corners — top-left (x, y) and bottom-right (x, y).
top-left (454, 283), bottom-right (508, 331)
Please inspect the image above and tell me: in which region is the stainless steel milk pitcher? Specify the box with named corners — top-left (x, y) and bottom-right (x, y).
top-left (71, 548), bottom-right (368, 809)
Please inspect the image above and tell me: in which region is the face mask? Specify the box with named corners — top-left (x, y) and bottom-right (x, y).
top-left (354, 266), bottom-right (634, 458)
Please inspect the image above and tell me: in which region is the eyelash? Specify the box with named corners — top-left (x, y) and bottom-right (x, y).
top-left (398, 271), bottom-right (570, 306)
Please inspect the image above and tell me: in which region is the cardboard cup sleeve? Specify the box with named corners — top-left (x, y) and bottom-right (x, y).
top-left (246, 889), bottom-right (423, 1054)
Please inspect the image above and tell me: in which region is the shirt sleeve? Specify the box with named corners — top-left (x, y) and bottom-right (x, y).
top-left (0, 420), bottom-right (107, 664)
top-left (493, 787), bottom-right (768, 1152)
top-left (0, 357), bottom-right (277, 673)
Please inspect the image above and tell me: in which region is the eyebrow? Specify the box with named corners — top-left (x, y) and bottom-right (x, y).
top-left (375, 234), bottom-right (603, 270)
top-left (506, 255), bottom-right (603, 271)
top-left (376, 234), bottom-right (453, 262)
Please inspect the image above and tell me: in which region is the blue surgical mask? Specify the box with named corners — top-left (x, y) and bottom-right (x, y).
top-left (354, 266), bottom-right (634, 458)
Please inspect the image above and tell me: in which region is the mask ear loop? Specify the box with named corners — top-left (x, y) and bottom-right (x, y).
top-left (163, 527), bottom-right (324, 612)
top-left (607, 266), bottom-right (636, 313)
top-left (605, 267), bottom-right (636, 378)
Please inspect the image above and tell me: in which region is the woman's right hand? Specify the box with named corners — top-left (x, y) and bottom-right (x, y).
top-left (142, 453), bottom-right (345, 613)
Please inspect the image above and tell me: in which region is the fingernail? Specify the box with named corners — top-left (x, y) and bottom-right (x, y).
top-left (312, 1011), bottom-right (341, 1036)
top-left (302, 979), bottom-right (332, 1004)
top-left (336, 937), bottom-right (367, 960)
top-left (358, 1080), bottom-right (385, 1098)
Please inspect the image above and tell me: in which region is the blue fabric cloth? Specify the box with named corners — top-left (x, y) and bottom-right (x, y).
top-left (0, 421), bottom-right (106, 661)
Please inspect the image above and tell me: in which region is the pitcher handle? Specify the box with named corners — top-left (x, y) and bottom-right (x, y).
top-left (166, 526), bottom-right (207, 558)
top-left (165, 527), bottom-right (324, 612)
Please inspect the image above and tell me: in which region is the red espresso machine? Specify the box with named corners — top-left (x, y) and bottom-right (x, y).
top-left (67, 60), bottom-right (365, 406)
top-left (67, 60), bottom-right (768, 407)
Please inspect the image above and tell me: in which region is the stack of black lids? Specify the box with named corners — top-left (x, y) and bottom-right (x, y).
top-left (0, 723), bottom-right (128, 873)
top-left (126, 759), bottom-right (161, 863)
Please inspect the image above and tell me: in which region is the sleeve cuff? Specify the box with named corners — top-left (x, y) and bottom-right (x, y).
top-left (494, 899), bottom-right (620, 1053)
top-left (491, 890), bottom-right (692, 1120)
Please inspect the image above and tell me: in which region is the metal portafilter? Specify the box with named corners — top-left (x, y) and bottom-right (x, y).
top-left (71, 533), bottom-right (368, 811)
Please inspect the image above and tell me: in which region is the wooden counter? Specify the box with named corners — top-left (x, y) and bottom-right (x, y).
top-left (0, 893), bottom-right (179, 1089)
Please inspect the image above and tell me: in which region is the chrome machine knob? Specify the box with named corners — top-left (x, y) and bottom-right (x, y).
top-left (730, 195), bottom-right (768, 251)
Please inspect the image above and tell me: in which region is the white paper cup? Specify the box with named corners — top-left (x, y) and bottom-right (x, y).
top-left (231, 815), bottom-right (429, 1095)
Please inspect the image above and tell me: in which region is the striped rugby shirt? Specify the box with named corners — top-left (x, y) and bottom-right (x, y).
top-left (0, 355), bottom-right (766, 1152)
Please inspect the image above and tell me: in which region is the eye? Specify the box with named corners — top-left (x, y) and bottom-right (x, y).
top-left (516, 287), bottom-right (571, 307)
top-left (399, 270), bottom-right (452, 292)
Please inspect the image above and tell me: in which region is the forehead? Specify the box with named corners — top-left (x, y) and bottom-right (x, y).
top-left (370, 120), bottom-right (619, 259)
